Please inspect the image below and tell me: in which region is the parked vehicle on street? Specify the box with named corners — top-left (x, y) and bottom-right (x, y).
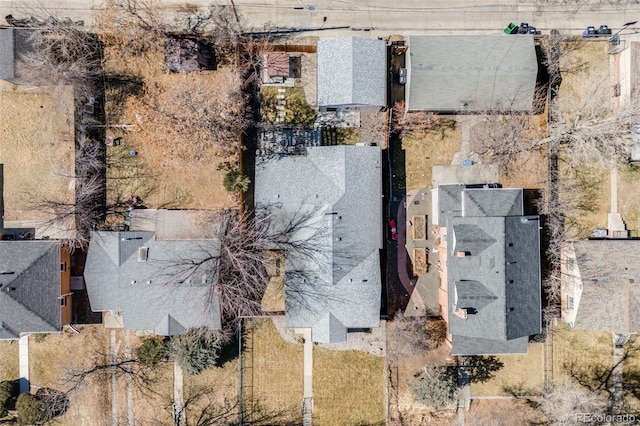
top-left (398, 68), bottom-right (407, 85)
top-left (583, 25), bottom-right (612, 37)
top-left (504, 22), bottom-right (540, 35)
top-left (389, 219), bottom-right (398, 240)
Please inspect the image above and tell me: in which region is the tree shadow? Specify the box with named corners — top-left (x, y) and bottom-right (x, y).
top-left (460, 356), bottom-right (505, 385)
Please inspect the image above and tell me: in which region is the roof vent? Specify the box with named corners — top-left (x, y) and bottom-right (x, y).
top-left (138, 247), bottom-right (149, 261)
top-left (131, 280), bottom-right (137, 285)
top-left (456, 251), bottom-right (470, 257)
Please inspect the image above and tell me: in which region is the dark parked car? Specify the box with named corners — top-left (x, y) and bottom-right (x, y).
top-left (583, 25), bottom-right (612, 37)
top-left (398, 68), bottom-right (407, 85)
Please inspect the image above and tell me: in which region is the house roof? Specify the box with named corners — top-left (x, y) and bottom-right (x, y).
top-left (568, 240), bottom-right (640, 334)
top-left (0, 241), bottom-right (62, 339)
top-left (407, 35), bottom-right (538, 112)
top-left (317, 37), bottom-right (387, 108)
top-left (255, 146), bottom-right (383, 343)
top-left (441, 185), bottom-right (541, 355)
top-left (84, 231), bottom-right (222, 335)
top-left (266, 52), bottom-right (290, 78)
top-left (0, 28), bottom-right (15, 80)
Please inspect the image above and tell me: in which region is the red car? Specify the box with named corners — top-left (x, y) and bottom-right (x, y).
top-left (389, 219), bottom-right (398, 240)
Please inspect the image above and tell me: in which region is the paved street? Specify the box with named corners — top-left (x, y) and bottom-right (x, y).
top-left (3, 0), bottom-right (640, 37)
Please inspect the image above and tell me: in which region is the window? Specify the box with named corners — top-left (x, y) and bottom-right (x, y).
top-left (60, 262), bottom-right (67, 272)
top-left (568, 296), bottom-right (574, 310)
top-left (60, 297), bottom-right (67, 307)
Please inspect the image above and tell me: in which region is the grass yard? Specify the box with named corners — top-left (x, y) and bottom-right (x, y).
top-left (622, 335), bottom-right (640, 411)
top-left (103, 43), bottom-right (239, 213)
top-left (618, 165), bottom-right (640, 232)
top-left (29, 325), bottom-right (111, 425)
top-left (401, 123), bottom-right (461, 190)
top-left (313, 347), bottom-right (386, 426)
top-left (0, 341), bottom-right (18, 381)
top-left (470, 343), bottom-right (544, 397)
top-left (242, 319), bottom-right (303, 423)
top-left (558, 162), bottom-right (610, 238)
top-left (0, 81), bottom-right (75, 230)
top-left (551, 322), bottom-right (613, 385)
top-left (335, 128), bottom-right (360, 145)
top-left (260, 86), bottom-right (317, 125)
top-left (183, 356), bottom-right (240, 424)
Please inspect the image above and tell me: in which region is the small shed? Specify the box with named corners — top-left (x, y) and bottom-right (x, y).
top-left (165, 37), bottom-right (215, 72)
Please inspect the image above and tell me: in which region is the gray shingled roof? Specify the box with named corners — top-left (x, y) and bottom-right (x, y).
top-left (0, 29), bottom-right (15, 80)
top-left (317, 37), bottom-right (387, 108)
top-left (84, 231), bottom-right (221, 335)
top-left (569, 240), bottom-right (640, 334)
top-left (0, 241), bottom-right (62, 339)
top-left (408, 35), bottom-right (538, 112)
top-left (255, 146), bottom-right (383, 343)
top-left (442, 185), bottom-right (541, 355)
top-left (437, 185), bottom-right (464, 227)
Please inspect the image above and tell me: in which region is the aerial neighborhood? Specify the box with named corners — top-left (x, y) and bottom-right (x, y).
top-left (1, 1), bottom-right (640, 425)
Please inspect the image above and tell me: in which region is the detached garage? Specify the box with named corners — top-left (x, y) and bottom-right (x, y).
top-left (407, 35), bottom-right (538, 113)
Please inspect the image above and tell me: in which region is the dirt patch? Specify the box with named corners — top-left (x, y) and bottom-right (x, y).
top-left (466, 399), bottom-right (546, 425)
top-left (387, 318), bottom-right (455, 424)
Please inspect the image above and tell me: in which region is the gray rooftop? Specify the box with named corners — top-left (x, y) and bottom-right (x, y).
top-left (0, 241), bottom-right (62, 339)
top-left (84, 231), bottom-right (221, 335)
top-left (317, 37), bottom-right (387, 108)
top-left (441, 185), bottom-right (541, 355)
top-left (255, 146), bottom-right (383, 343)
top-left (0, 29), bottom-right (15, 80)
top-left (408, 35), bottom-right (538, 112)
top-left (569, 240), bottom-right (640, 334)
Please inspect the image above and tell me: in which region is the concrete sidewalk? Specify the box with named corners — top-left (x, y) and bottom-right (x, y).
top-left (19, 335), bottom-right (29, 393)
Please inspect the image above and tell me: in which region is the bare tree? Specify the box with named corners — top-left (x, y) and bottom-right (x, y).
top-left (540, 380), bottom-right (608, 425)
top-left (162, 206), bottom-right (335, 326)
top-left (391, 101), bottom-right (440, 139)
top-left (15, 25), bottom-right (103, 101)
top-left (124, 69), bottom-right (250, 161)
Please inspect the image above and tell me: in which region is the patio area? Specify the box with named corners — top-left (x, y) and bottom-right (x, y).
top-left (404, 189), bottom-right (439, 317)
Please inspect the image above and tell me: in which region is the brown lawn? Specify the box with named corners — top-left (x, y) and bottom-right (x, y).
top-left (29, 325), bottom-right (111, 425)
top-left (0, 341), bottom-right (18, 381)
top-left (470, 343), bottom-right (545, 397)
top-left (103, 43), bottom-right (238, 211)
top-left (242, 318), bottom-right (303, 423)
top-left (618, 165), bottom-right (640, 232)
top-left (0, 81), bottom-right (75, 233)
top-left (401, 122), bottom-right (462, 190)
top-left (550, 321), bottom-right (613, 385)
top-left (313, 347), bottom-right (386, 426)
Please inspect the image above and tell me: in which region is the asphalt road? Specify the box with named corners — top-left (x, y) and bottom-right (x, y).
top-left (3, 0), bottom-right (640, 37)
